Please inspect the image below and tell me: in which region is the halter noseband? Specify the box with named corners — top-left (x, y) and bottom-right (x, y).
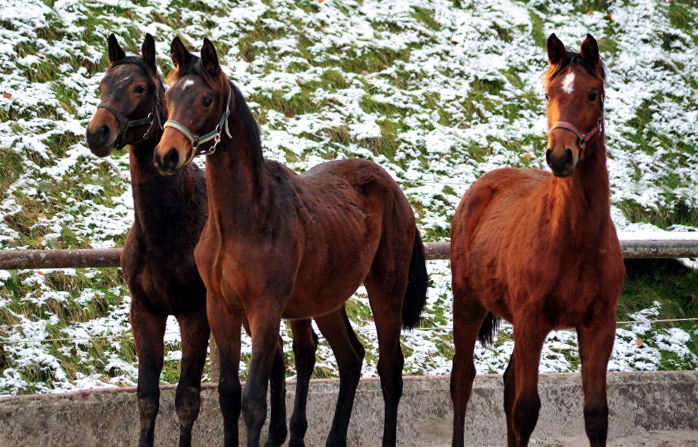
top-left (163, 88), bottom-right (232, 165)
top-left (97, 81), bottom-right (163, 150)
top-left (549, 97), bottom-right (604, 153)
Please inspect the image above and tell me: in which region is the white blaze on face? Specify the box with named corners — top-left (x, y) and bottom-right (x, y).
top-left (181, 79), bottom-right (195, 90)
top-left (561, 71), bottom-right (575, 94)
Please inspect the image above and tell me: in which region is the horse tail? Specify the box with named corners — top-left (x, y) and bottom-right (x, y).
top-left (402, 230), bottom-right (429, 329)
top-left (477, 312), bottom-right (500, 347)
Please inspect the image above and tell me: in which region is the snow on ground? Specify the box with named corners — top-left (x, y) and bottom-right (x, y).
top-left (0, 0), bottom-right (697, 394)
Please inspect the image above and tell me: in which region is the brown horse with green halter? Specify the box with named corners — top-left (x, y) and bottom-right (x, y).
top-left (153, 37), bottom-right (428, 447)
top-left (449, 33), bottom-right (624, 447)
top-left (85, 34), bottom-right (307, 447)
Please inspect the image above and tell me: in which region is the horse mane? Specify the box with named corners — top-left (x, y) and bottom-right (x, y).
top-left (168, 56), bottom-right (265, 169)
top-left (230, 79), bottom-right (264, 169)
top-left (547, 51), bottom-right (607, 82)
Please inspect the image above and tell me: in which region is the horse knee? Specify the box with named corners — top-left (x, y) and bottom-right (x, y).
top-left (242, 387), bottom-right (268, 429)
top-left (583, 398), bottom-right (609, 443)
top-left (218, 379), bottom-right (242, 420)
top-left (513, 395), bottom-right (541, 440)
top-left (137, 387), bottom-right (160, 423)
top-left (176, 385), bottom-right (201, 428)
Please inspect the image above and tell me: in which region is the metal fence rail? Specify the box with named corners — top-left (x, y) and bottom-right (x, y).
top-left (1, 237), bottom-right (697, 270)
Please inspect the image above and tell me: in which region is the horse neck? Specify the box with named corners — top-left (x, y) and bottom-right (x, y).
top-left (129, 133), bottom-right (197, 242)
top-left (547, 135), bottom-right (612, 243)
top-left (204, 113), bottom-right (269, 236)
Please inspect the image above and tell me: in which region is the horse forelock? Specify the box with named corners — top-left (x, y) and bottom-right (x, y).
top-left (545, 51), bottom-right (606, 84)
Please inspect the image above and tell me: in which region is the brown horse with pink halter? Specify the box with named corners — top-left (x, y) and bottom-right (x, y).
top-left (450, 33), bottom-right (624, 447)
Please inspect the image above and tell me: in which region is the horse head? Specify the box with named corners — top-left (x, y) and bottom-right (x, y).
top-left (154, 37), bottom-right (233, 176)
top-left (86, 33), bottom-right (164, 157)
top-left (544, 33), bottom-right (605, 177)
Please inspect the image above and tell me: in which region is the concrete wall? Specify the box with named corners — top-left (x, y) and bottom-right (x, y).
top-left (1, 371), bottom-right (697, 446)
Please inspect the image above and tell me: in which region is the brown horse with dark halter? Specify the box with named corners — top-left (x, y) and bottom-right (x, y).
top-left (153, 37), bottom-right (429, 447)
top-left (85, 34), bottom-right (303, 447)
top-left (449, 33), bottom-right (624, 447)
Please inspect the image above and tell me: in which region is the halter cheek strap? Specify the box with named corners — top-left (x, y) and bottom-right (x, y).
top-left (163, 88), bottom-right (233, 166)
top-left (97, 87), bottom-right (162, 150)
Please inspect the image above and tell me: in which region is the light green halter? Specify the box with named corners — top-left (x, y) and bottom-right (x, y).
top-left (163, 88), bottom-right (232, 165)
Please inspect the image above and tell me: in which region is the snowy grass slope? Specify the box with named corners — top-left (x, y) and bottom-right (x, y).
top-left (0, 0), bottom-right (697, 394)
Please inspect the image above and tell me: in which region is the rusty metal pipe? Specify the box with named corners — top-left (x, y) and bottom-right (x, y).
top-left (0, 240), bottom-right (697, 270)
top-left (0, 249), bottom-right (122, 270)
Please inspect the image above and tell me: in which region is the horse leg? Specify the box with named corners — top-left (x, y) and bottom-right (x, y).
top-left (243, 311), bottom-right (284, 447)
top-left (130, 294), bottom-right (167, 447)
top-left (578, 313), bottom-right (616, 447)
top-left (510, 321), bottom-right (549, 447)
top-left (450, 294), bottom-right (487, 447)
top-left (265, 334), bottom-right (288, 447)
top-left (503, 356), bottom-right (517, 447)
top-left (288, 319), bottom-right (317, 447)
top-left (175, 307), bottom-right (210, 447)
top-left (314, 307), bottom-right (365, 447)
top-left (209, 294), bottom-right (243, 447)
top-left (364, 278), bottom-right (406, 447)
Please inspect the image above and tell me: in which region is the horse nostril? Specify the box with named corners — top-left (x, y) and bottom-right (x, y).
top-left (565, 148), bottom-right (573, 166)
top-left (164, 147), bottom-right (179, 170)
top-left (545, 149), bottom-right (552, 166)
top-left (98, 124), bottom-right (111, 144)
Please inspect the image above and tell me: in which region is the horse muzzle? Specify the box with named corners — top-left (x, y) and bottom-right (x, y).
top-left (545, 146), bottom-right (577, 177)
top-left (85, 111), bottom-right (119, 157)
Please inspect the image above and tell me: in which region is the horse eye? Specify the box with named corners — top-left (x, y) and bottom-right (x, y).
top-left (202, 97), bottom-right (213, 107)
top-left (134, 85), bottom-right (146, 94)
top-left (545, 93), bottom-right (550, 101)
top-left (588, 92), bottom-right (598, 102)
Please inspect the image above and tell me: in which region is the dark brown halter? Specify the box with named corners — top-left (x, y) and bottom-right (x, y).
top-left (97, 71), bottom-right (162, 150)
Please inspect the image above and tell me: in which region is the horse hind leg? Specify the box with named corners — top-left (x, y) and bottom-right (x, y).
top-left (130, 295), bottom-right (167, 447)
top-left (578, 313), bottom-right (616, 447)
top-left (314, 307), bottom-right (365, 447)
top-left (287, 319), bottom-right (317, 447)
top-left (175, 307), bottom-right (210, 447)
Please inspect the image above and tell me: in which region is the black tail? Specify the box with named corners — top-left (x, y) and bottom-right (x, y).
top-left (402, 230), bottom-right (429, 329)
top-left (477, 312), bottom-right (500, 346)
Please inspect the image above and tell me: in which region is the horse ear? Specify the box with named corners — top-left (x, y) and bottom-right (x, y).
top-left (108, 34), bottom-right (125, 64)
top-left (580, 33), bottom-right (600, 70)
top-left (547, 33), bottom-right (565, 66)
top-left (201, 38), bottom-right (220, 77)
top-left (170, 36), bottom-right (191, 70)
top-left (141, 33), bottom-right (157, 74)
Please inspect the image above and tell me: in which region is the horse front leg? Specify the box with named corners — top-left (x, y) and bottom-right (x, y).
top-left (288, 319), bottom-right (317, 447)
top-left (209, 293), bottom-right (243, 447)
top-left (265, 334), bottom-right (288, 447)
top-left (577, 312), bottom-right (616, 447)
top-left (244, 309), bottom-right (285, 447)
top-left (130, 294), bottom-right (167, 447)
top-left (509, 320), bottom-right (549, 447)
top-left (450, 296), bottom-right (487, 447)
top-left (175, 306), bottom-right (210, 447)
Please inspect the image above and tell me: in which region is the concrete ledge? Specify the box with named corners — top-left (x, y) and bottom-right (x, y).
top-left (1, 371), bottom-right (697, 446)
